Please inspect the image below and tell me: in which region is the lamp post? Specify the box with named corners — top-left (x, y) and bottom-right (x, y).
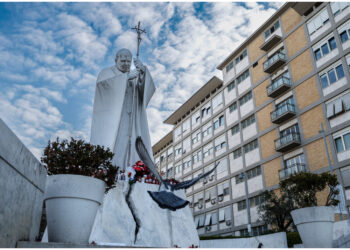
top-left (239, 172), bottom-right (252, 236)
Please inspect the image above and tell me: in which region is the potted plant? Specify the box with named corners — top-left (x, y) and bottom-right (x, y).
top-left (280, 172), bottom-right (339, 248)
top-left (41, 137), bottom-right (118, 244)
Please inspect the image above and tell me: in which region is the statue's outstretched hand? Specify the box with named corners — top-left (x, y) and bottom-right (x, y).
top-left (128, 70), bottom-right (139, 80)
top-left (134, 58), bottom-right (146, 73)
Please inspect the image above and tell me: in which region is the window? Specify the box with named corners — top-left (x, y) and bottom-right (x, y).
top-left (192, 111), bottom-right (201, 126)
top-left (216, 158), bottom-right (228, 174)
top-left (237, 70), bottom-right (250, 84)
top-left (201, 103), bottom-right (211, 118)
top-left (338, 20), bottom-right (350, 44)
top-left (212, 94), bottom-right (223, 110)
top-left (235, 49), bottom-right (247, 64)
top-left (326, 92), bottom-right (350, 119)
top-left (334, 132), bottom-right (350, 153)
top-left (182, 119), bottom-right (190, 133)
top-left (203, 144), bottom-right (214, 158)
top-left (182, 137), bottom-right (191, 154)
top-left (307, 8), bottom-right (329, 35)
top-left (202, 123), bottom-right (212, 138)
top-left (280, 124), bottom-right (299, 137)
top-left (331, 2), bottom-right (349, 16)
top-left (285, 154), bottom-right (305, 168)
top-left (214, 115), bottom-right (225, 130)
top-left (215, 141), bottom-right (226, 151)
top-left (175, 126), bottom-right (181, 138)
top-left (237, 200), bottom-right (247, 211)
top-left (193, 150), bottom-right (202, 164)
top-left (218, 182), bottom-right (230, 197)
top-left (239, 91), bottom-right (252, 105)
top-left (233, 148), bottom-right (242, 159)
top-left (249, 194), bottom-right (265, 208)
top-left (175, 164), bottom-right (182, 174)
top-left (231, 124), bottom-right (240, 135)
top-left (240, 228), bottom-right (249, 237)
top-left (229, 102), bottom-right (237, 113)
top-left (320, 62), bottom-right (345, 88)
top-left (192, 130), bottom-right (201, 144)
top-left (227, 81), bottom-right (235, 92)
top-left (226, 61), bottom-right (234, 73)
top-left (167, 167), bottom-right (174, 177)
top-left (243, 139), bottom-right (258, 153)
top-left (252, 225), bottom-right (268, 236)
top-left (241, 114), bottom-right (255, 129)
top-left (313, 36), bottom-right (337, 61)
top-left (235, 166), bottom-right (261, 184)
top-left (183, 159), bottom-right (191, 170)
top-left (264, 20), bottom-right (280, 39)
top-left (175, 144), bottom-right (182, 156)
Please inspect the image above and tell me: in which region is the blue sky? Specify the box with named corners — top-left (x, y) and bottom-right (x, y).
top-left (0, 2), bottom-right (282, 160)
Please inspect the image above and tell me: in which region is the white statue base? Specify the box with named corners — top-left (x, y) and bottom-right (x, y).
top-left (89, 182), bottom-right (199, 247)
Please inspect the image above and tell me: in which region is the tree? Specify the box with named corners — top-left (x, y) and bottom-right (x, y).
top-left (258, 172), bottom-right (340, 232)
top-left (258, 190), bottom-right (296, 232)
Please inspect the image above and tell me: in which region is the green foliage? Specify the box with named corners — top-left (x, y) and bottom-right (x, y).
top-left (41, 137), bottom-right (118, 192)
top-left (257, 190), bottom-right (296, 232)
top-left (280, 172), bottom-right (339, 208)
top-left (286, 232), bottom-right (302, 248)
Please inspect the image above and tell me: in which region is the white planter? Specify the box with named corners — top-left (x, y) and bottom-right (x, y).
top-left (291, 206), bottom-right (334, 248)
top-left (44, 174), bottom-right (105, 244)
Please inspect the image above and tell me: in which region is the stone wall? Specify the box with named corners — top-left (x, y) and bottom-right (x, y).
top-left (0, 119), bottom-right (47, 247)
top-left (200, 232), bottom-right (287, 248)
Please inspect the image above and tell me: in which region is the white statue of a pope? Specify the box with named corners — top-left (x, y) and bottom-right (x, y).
top-left (90, 48), bottom-right (155, 170)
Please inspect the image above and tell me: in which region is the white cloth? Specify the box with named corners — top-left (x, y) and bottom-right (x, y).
top-left (90, 65), bottom-right (155, 170)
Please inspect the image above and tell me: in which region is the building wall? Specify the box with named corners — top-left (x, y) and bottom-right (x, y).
top-left (153, 2), bottom-right (350, 237)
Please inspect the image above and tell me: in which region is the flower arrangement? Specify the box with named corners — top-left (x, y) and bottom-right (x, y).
top-left (41, 137), bottom-right (118, 192)
top-left (116, 160), bottom-right (180, 185)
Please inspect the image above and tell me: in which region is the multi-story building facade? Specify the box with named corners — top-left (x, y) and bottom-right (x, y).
top-left (152, 2), bottom-right (350, 237)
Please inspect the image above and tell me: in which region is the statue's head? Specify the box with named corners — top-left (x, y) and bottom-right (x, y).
top-left (115, 48), bottom-right (132, 73)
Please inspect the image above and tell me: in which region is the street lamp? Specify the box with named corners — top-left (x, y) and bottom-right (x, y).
top-left (239, 172), bottom-right (252, 236)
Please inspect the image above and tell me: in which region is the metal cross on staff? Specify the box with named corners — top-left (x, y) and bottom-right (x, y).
top-left (131, 21), bottom-right (146, 59)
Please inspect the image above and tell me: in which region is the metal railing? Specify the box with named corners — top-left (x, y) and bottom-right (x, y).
top-left (271, 103), bottom-right (295, 121)
top-left (279, 163), bottom-right (306, 180)
top-left (267, 76), bottom-right (291, 96)
top-left (263, 52), bottom-right (286, 70)
top-left (275, 132), bottom-right (301, 150)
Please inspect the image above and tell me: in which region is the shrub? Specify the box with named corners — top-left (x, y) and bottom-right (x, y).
top-left (286, 232), bottom-right (302, 248)
top-left (41, 137), bottom-right (118, 192)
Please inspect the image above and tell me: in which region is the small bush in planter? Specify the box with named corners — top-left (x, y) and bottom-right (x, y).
top-left (41, 137), bottom-right (118, 192)
top-left (280, 172), bottom-right (339, 208)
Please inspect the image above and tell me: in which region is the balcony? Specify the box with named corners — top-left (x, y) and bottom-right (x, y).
top-left (271, 103), bottom-right (296, 124)
top-left (263, 52), bottom-right (287, 74)
top-left (267, 76), bottom-right (292, 98)
top-left (279, 163), bottom-right (306, 180)
top-left (275, 132), bottom-right (301, 152)
top-left (260, 34), bottom-right (282, 51)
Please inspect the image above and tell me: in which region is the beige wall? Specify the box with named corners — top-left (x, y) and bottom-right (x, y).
top-left (263, 158), bottom-right (281, 187)
top-left (260, 130), bottom-right (277, 159)
top-left (306, 138), bottom-right (334, 172)
top-left (256, 103), bottom-right (274, 133)
top-left (285, 25), bottom-right (307, 57)
top-left (251, 57), bottom-right (268, 84)
top-left (281, 8), bottom-right (302, 34)
top-left (300, 105), bottom-right (325, 140)
top-left (295, 76), bottom-right (320, 110)
top-left (290, 50), bottom-right (313, 83)
top-left (254, 79), bottom-right (270, 108)
top-left (248, 35), bottom-right (264, 63)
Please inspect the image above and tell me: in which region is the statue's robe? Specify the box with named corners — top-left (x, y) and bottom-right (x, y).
top-left (90, 66), bottom-right (155, 170)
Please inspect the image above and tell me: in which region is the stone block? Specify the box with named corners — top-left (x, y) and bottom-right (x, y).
top-left (0, 119), bottom-right (47, 247)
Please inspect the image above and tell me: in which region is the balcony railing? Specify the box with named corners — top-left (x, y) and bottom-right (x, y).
top-left (271, 103), bottom-right (296, 124)
top-left (275, 132), bottom-right (301, 152)
top-left (260, 34), bottom-right (282, 51)
top-left (263, 52), bottom-right (287, 74)
top-left (279, 163), bottom-right (306, 180)
top-left (267, 76), bottom-right (292, 98)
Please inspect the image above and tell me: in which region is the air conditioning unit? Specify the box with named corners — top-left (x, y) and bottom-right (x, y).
top-left (205, 226), bottom-right (212, 231)
top-left (203, 179), bottom-right (208, 184)
top-left (211, 198), bottom-right (216, 205)
top-left (218, 196), bottom-right (224, 202)
top-left (226, 220), bottom-right (232, 226)
top-left (198, 204), bottom-right (203, 209)
top-left (209, 176), bottom-right (214, 181)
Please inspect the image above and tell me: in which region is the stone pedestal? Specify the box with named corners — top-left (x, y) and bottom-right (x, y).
top-left (89, 182), bottom-right (199, 248)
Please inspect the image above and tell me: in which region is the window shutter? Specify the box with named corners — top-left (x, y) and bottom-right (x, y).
top-left (205, 190), bottom-right (211, 201)
top-left (342, 93), bottom-right (350, 111)
top-left (326, 102), bottom-right (335, 118)
top-left (218, 184), bottom-right (224, 196)
top-left (334, 98), bottom-right (344, 115)
top-left (199, 216), bottom-right (205, 227)
top-left (219, 209), bottom-right (225, 222)
top-left (205, 214), bottom-right (212, 226)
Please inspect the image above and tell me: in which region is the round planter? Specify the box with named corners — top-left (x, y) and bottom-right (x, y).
top-left (291, 206), bottom-right (334, 248)
top-left (44, 174), bottom-right (106, 244)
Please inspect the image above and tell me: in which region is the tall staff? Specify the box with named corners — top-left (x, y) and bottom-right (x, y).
top-left (126, 22), bottom-right (146, 167)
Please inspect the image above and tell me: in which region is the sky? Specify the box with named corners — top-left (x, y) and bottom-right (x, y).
top-left (0, 1), bottom-right (283, 160)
